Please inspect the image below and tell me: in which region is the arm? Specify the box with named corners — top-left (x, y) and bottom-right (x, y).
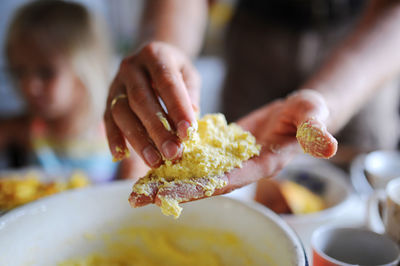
top-left (225, 0), bottom-right (400, 191)
top-left (139, 0), bottom-right (208, 58)
top-left (303, 0), bottom-right (400, 133)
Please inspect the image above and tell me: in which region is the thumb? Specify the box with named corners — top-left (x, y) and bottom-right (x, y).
top-left (288, 90), bottom-right (338, 159)
top-left (296, 118), bottom-right (337, 159)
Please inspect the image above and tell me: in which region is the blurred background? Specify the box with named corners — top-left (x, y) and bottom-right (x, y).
top-left (0, 1), bottom-right (399, 257)
top-left (0, 0), bottom-right (398, 183)
top-left (0, 0), bottom-right (237, 174)
top-left (0, 0), bottom-right (399, 173)
top-left (0, 0), bottom-right (233, 118)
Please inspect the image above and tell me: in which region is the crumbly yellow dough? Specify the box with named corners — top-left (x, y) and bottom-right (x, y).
top-left (59, 226), bottom-right (263, 266)
top-left (112, 146), bottom-right (130, 162)
top-left (296, 119), bottom-right (333, 158)
top-left (156, 112), bottom-right (172, 132)
top-left (0, 171), bottom-right (89, 210)
top-left (132, 113), bottom-right (261, 218)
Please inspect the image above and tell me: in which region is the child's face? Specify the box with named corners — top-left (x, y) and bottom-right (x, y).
top-left (8, 36), bottom-right (84, 119)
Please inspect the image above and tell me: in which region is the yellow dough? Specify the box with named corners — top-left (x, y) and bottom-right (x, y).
top-left (0, 171), bottom-right (89, 210)
top-left (59, 226), bottom-right (267, 266)
top-left (132, 113), bottom-right (261, 218)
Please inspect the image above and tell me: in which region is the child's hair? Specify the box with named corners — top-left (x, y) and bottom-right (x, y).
top-left (5, 0), bottom-right (112, 121)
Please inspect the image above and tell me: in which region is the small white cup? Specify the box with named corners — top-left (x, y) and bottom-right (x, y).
top-left (368, 177), bottom-right (400, 245)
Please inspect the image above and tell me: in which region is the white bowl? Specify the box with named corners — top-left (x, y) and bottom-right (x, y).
top-left (0, 181), bottom-right (307, 266)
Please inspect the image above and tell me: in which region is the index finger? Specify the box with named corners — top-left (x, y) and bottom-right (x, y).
top-left (141, 46), bottom-right (197, 140)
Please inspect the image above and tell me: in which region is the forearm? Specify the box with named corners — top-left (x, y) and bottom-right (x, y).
top-left (302, 0), bottom-right (400, 133)
top-left (139, 0), bottom-right (208, 57)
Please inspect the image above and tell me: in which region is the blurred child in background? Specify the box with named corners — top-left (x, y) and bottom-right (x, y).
top-left (0, 0), bottom-right (139, 182)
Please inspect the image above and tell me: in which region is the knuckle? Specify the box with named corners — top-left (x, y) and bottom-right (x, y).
top-left (124, 128), bottom-right (135, 139)
top-left (141, 42), bottom-right (159, 58)
top-left (147, 121), bottom-right (174, 143)
top-left (119, 58), bottom-right (132, 76)
top-left (130, 87), bottom-right (149, 105)
top-left (120, 58), bottom-right (131, 69)
top-left (148, 125), bottom-right (162, 139)
top-left (157, 75), bottom-right (176, 92)
top-left (166, 105), bottom-right (184, 118)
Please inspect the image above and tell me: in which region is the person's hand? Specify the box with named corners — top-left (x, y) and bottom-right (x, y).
top-left (104, 42), bottom-right (200, 167)
top-left (129, 90), bottom-right (338, 207)
top-left (222, 89), bottom-right (338, 191)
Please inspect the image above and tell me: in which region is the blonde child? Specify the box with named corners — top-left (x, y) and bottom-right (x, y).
top-left (0, 0), bottom-right (138, 182)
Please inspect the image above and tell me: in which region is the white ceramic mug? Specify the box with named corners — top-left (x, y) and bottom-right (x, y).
top-left (368, 177), bottom-right (400, 244)
top-left (312, 226), bottom-right (400, 266)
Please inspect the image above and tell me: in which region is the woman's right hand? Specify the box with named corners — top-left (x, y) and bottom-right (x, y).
top-left (104, 42), bottom-right (200, 167)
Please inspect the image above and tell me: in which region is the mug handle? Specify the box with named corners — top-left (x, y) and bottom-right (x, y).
top-left (367, 189), bottom-right (386, 234)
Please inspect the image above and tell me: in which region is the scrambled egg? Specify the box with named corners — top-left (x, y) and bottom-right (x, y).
top-left (132, 114), bottom-right (261, 218)
top-left (59, 226), bottom-right (264, 266)
top-left (0, 171), bottom-right (89, 210)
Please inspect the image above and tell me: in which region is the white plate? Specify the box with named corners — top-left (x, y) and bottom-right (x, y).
top-left (0, 181), bottom-right (307, 266)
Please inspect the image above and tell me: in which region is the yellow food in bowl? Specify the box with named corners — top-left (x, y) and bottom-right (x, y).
top-left (59, 226), bottom-right (267, 266)
top-left (0, 171), bottom-right (89, 210)
top-left (132, 114), bottom-right (261, 218)
top-left (280, 180), bottom-right (325, 214)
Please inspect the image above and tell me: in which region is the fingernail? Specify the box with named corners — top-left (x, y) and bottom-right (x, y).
top-left (177, 120), bottom-right (191, 140)
top-left (177, 120), bottom-right (197, 140)
top-left (143, 146), bottom-right (161, 167)
top-left (162, 140), bottom-right (182, 160)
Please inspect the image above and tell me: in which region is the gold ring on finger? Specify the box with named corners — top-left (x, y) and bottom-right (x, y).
top-left (111, 93), bottom-right (128, 108)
